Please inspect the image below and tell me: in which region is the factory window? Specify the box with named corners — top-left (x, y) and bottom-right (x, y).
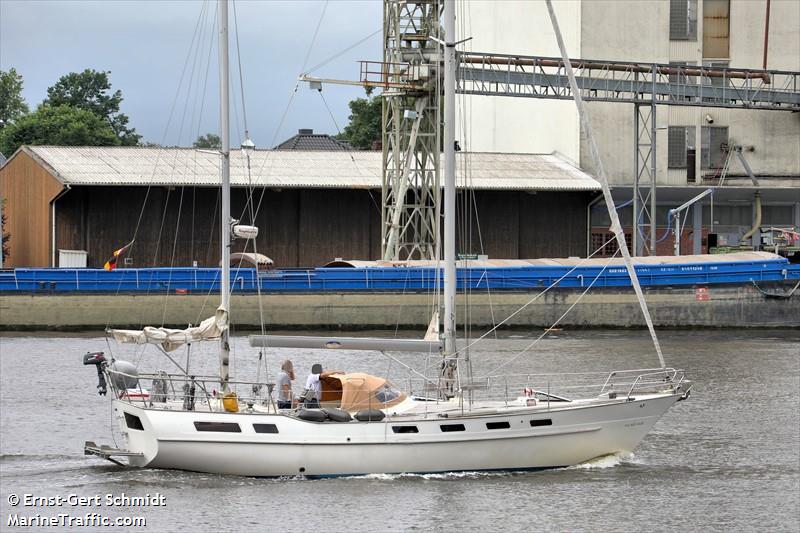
top-left (253, 423), bottom-right (279, 434)
top-left (701, 126), bottom-right (729, 169)
top-left (670, 0), bottom-right (697, 41)
top-left (486, 421), bottom-right (511, 430)
top-left (591, 232), bottom-right (633, 257)
top-left (440, 424), bottom-right (466, 432)
top-left (668, 126), bottom-right (696, 169)
top-left (530, 419), bottom-right (553, 427)
top-left (392, 425), bottom-right (419, 434)
top-left (703, 0), bottom-right (730, 59)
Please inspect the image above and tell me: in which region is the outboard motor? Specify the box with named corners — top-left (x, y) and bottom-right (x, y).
top-left (83, 352), bottom-right (108, 396)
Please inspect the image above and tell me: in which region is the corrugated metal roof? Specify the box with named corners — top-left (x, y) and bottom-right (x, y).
top-left (22, 146), bottom-right (600, 191)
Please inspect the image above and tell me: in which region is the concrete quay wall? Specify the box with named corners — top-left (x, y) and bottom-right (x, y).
top-left (1, 284), bottom-right (798, 331)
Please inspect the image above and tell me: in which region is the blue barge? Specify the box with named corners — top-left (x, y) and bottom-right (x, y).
top-left (2, 252), bottom-right (798, 293)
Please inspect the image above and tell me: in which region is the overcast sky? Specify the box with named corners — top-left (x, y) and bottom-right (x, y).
top-left (1, 0), bottom-right (383, 147)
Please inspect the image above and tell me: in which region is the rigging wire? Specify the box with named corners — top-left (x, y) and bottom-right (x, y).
top-left (545, 0), bottom-right (665, 369)
top-left (104, 0), bottom-right (213, 333)
top-left (232, 0), bottom-right (249, 138)
top-left (304, 27), bottom-right (382, 75)
top-left (453, 235), bottom-right (618, 357)
top-left (486, 248), bottom-right (621, 377)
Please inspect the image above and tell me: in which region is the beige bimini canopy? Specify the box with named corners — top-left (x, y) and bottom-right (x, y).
top-left (333, 373), bottom-right (407, 412)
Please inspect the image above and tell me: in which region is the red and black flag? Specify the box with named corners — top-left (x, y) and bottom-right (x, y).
top-left (104, 240), bottom-right (134, 271)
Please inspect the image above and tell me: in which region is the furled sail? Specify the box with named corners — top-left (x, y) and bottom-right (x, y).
top-left (109, 307), bottom-right (228, 352)
top-left (249, 334), bottom-right (442, 353)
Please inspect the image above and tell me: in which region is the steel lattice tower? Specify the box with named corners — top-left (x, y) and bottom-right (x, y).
top-left (381, 0), bottom-right (442, 260)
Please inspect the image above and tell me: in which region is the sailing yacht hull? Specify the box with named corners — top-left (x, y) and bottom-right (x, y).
top-left (113, 392), bottom-right (680, 477)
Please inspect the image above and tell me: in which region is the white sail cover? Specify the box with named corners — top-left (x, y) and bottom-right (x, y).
top-left (110, 307), bottom-right (228, 352)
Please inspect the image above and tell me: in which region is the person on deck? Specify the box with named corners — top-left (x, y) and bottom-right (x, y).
top-left (276, 360), bottom-right (295, 410)
top-left (304, 363), bottom-right (343, 408)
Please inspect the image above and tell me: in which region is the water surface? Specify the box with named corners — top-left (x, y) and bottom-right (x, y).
top-left (1, 329), bottom-right (798, 532)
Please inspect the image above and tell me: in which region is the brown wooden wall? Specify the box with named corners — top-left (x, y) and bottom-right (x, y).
top-left (458, 191), bottom-right (590, 259)
top-left (0, 151), bottom-right (66, 267)
top-left (53, 186), bottom-right (591, 268)
top-left (55, 186), bottom-right (386, 268)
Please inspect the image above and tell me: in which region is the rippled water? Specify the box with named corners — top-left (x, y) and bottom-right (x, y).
top-left (1, 329), bottom-right (798, 532)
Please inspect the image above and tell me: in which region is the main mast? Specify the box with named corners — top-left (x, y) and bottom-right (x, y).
top-left (218, 0), bottom-right (231, 390)
top-left (443, 0), bottom-right (457, 356)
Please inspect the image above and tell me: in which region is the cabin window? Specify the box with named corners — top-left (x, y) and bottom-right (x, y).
top-left (253, 424), bottom-right (279, 434)
top-left (392, 426), bottom-right (419, 434)
top-left (124, 412), bottom-right (144, 431)
top-left (440, 424), bottom-right (466, 432)
top-left (194, 421), bottom-right (242, 433)
top-left (530, 419), bottom-right (553, 427)
top-left (486, 421), bottom-right (511, 430)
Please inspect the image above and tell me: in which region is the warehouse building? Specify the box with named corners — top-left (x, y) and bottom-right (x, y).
top-left (460, 0), bottom-right (800, 254)
top-left (0, 145), bottom-right (600, 268)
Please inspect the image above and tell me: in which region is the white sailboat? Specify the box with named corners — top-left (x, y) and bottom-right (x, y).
top-left (83, 0), bottom-right (691, 477)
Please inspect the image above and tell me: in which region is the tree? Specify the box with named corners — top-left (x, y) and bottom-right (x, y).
top-left (336, 94), bottom-right (381, 150)
top-left (193, 133), bottom-right (221, 149)
top-left (44, 69), bottom-right (140, 145)
top-left (0, 104), bottom-right (119, 156)
top-left (0, 68), bottom-right (29, 129)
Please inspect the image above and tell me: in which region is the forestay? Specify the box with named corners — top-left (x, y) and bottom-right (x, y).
top-left (109, 307), bottom-right (228, 352)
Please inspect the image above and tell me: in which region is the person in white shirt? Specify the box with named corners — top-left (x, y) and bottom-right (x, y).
top-left (303, 363), bottom-right (342, 408)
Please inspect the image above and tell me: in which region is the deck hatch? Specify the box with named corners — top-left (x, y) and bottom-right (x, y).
top-left (194, 421), bottom-right (242, 433)
top-left (440, 423), bottom-right (466, 432)
top-left (391, 425), bottom-right (419, 434)
top-left (253, 423), bottom-right (279, 434)
top-left (124, 412), bottom-right (144, 431)
top-left (486, 421), bottom-right (511, 430)
top-left (530, 419), bottom-right (553, 427)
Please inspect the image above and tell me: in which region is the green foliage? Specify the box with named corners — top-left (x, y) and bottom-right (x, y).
top-left (44, 69), bottom-right (140, 145)
top-left (0, 68), bottom-right (29, 130)
top-left (336, 95), bottom-right (381, 150)
top-left (193, 133), bottom-right (221, 149)
top-left (0, 105), bottom-right (119, 156)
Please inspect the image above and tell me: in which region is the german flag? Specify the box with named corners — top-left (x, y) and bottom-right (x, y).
top-left (104, 240), bottom-right (134, 271)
